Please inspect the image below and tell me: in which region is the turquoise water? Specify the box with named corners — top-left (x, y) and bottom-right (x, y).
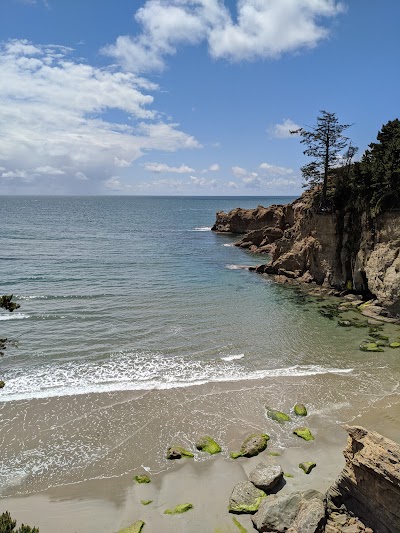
top-left (1, 195), bottom-right (400, 497)
top-left (1, 196), bottom-right (399, 400)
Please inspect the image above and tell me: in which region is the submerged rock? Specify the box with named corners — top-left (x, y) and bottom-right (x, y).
top-left (164, 503), bottom-right (193, 515)
top-left (196, 435), bottom-right (222, 455)
top-left (248, 460), bottom-right (284, 492)
top-left (299, 462), bottom-right (316, 474)
top-left (389, 341), bottom-right (400, 348)
top-left (118, 520), bottom-right (145, 533)
top-left (359, 342), bottom-right (385, 352)
top-left (228, 481), bottom-right (266, 514)
top-left (266, 408), bottom-right (291, 423)
top-left (294, 403), bottom-right (308, 416)
top-left (140, 500), bottom-right (153, 506)
top-left (231, 433), bottom-right (270, 458)
top-left (252, 489), bottom-right (325, 532)
top-left (166, 446), bottom-right (194, 459)
top-left (293, 427), bottom-right (315, 441)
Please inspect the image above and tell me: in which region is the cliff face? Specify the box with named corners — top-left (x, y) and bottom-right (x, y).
top-left (212, 194), bottom-right (400, 310)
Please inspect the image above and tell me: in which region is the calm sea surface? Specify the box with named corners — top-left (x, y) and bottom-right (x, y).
top-left (1, 196), bottom-right (399, 496)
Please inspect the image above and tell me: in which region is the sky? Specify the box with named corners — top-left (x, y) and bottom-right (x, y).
top-left (0, 0), bottom-right (399, 196)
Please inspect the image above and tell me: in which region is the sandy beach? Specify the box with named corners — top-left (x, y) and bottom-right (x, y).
top-left (2, 375), bottom-right (399, 532)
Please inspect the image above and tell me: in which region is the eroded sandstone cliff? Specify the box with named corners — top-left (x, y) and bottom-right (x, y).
top-left (212, 193), bottom-right (400, 311)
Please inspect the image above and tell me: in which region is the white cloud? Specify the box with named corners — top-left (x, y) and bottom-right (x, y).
top-left (190, 175), bottom-right (217, 187)
top-left (208, 163), bottom-right (220, 171)
top-left (232, 165), bottom-right (248, 178)
top-left (144, 162), bottom-right (195, 173)
top-left (104, 0), bottom-right (344, 73)
top-left (269, 118), bottom-right (301, 139)
top-left (259, 162), bottom-right (294, 175)
top-left (0, 39), bottom-right (200, 193)
top-left (75, 172), bottom-right (88, 181)
top-left (226, 181), bottom-right (239, 189)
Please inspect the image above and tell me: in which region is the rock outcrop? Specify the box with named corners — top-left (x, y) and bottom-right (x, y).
top-left (212, 192), bottom-right (400, 311)
top-left (327, 425), bottom-right (400, 533)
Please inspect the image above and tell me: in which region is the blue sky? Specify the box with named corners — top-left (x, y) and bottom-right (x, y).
top-left (0, 0), bottom-right (399, 195)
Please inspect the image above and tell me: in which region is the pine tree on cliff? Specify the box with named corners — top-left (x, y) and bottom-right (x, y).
top-left (291, 111), bottom-right (352, 210)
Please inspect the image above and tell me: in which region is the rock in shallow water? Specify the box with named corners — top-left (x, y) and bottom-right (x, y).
top-left (248, 460), bottom-right (284, 492)
top-left (293, 427), bottom-right (315, 441)
top-left (229, 481), bottom-right (266, 514)
top-left (299, 462), bottom-right (317, 474)
top-left (195, 435), bottom-right (222, 454)
top-left (230, 433), bottom-right (270, 459)
top-left (166, 445), bottom-right (194, 459)
top-left (266, 408), bottom-right (291, 422)
top-left (294, 403), bottom-right (308, 416)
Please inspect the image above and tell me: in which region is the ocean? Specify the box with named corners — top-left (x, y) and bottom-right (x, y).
top-left (1, 195), bottom-right (399, 499)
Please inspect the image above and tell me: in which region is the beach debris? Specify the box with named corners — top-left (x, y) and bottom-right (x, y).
top-left (230, 433), bottom-right (270, 459)
top-left (117, 520), bottom-right (145, 533)
top-left (389, 342), bottom-right (400, 348)
top-left (140, 500), bottom-right (153, 506)
top-left (299, 462), bottom-right (317, 474)
top-left (359, 342), bottom-right (384, 352)
top-left (195, 435), bottom-right (222, 455)
top-left (228, 481), bottom-right (266, 514)
top-left (293, 427), bottom-right (315, 441)
top-left (252, 490), bottom-right (325, 532)
top-left (164, 503), bottom-right (193, 515)
top-left (284, 472), bottom-right (294, 478)
top-left (294, 403), bottom-right (308, 416)
top-left (266, 408), bottom-right (291, 422)
top-left (134, 474), bottom-right (150, 484)
top-left (166, 446), bottom-right (194, 459)
top-left (248, 460), bottom-right (284, 492)
top-left (232, 516), bottom-right (248, 532)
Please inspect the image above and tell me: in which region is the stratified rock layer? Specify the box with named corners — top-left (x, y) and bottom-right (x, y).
top-left (327, 425), bottom-right (400, 533)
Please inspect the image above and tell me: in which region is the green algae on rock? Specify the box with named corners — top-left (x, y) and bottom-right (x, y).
top-left (359, 342), bottom-right (385, 352)
top-left (267, 451), bottom-right (281, 456)
top-left (284, 472), bottom-right (294, 478)
top-left (196, 435), bottom-right (222, 455)
top-left (299, 462), bottom-right (316, 474)
top-left (230, 433), bottom-right (270, 459)
top-left (134, 474), bottom-right (150, 484)
top-left (164, 503), bottom-right (193, 515)
top-left (293, 427), bottom-right (315, 441)
top-left (266, 408), bottom-right (291, 422)
top-left (228, 481), bottom-right (266, 514)
top-left (118, 520), bottom-right (145, 533)
top-left (232, 516), bottom-right (248, 532)
top-left (140, 500), bottom-right (153, 506)
top-left (294, 403), bottom-right (307, 416)
top-left (166, 446), bottom-right (194, 459)
top-left (389, 342), bottom-right (400, 348)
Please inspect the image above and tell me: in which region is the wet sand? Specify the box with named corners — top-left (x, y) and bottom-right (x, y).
top-left (2, 375), bottom-right (399, 532)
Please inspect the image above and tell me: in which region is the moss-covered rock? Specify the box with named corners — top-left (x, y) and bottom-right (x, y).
top-left (164, 503), bottom-right (193, 515)
top-left (267, 451), bottom-right (281, 456)
top-left (117, 520), bottom-right (145, 533)
top-left (228, 481), bottom-right (266, 514)
top-left (293, 427), bottom-right (315, 441)
top-left (299, 462), bottom-right (316, 474)
top-left (231, 433), bottom-right (270, 459)
top-left (284, 472), bottom-right (294, 478)
top-left (140, 500), bottom-right (153, 506)
top-left (232, 516), bottom-right (247, 532)
top-left (134, 474), bottom-right (150, 484)
top-left (166, 446), bottom-right (194, 459)
top-left (359, 342), bottom-right (384, 352)
top-left (389, 342), bottom-right (400, 348)
top-left (196, 436), bottom-right (222, 455)
top-left (0, 380), bottom-right (5, 389)
top-left (294, 403), bottom-right (307, 416)
top-left (266, 408), bottom-right (291, 422)
top-left (338, 320), bottom-right (353, 327)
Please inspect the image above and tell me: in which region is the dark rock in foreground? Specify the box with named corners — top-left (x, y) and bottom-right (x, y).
top-left (228, 481), bottom-right (266, 514)
top-left (327, 425), bottom-right (400, 533)
top-left (248, 460), bottom-right (284, 492)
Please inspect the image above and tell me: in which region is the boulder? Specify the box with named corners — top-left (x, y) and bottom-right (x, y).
top-left (252, 489), bottom-right (325, 532)
top-left (326, 425), bottom-right (400, 533)
top-left (299, 462), bottom-right (317, 474)
top-left (294, 403), bottom-right (308, 416)
top-left (231, 433), bottom-right (270, 459)
top-left (229, 481), bottom-right (266, 514)
top-left (293, 428), bottom-right (315, 441)
top-left (164, 503), bottom-right (193, 514)
top-left (117, 521), bottom-right (145, 533)
top-left (195, 435), bottom-right (222, 455)
top-left (166, 446), bottom-right (194, 459)
top-left (248, 460), bottom-right (284, 492)
top-left (267, 408), bottom-right (291, 423)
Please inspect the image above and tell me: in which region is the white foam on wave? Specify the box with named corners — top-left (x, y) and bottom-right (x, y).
top-left (0, 312), bottom-right (29, 321)
top-left (221, 353), bottom-right (245, 361)
top-left (191, 226), bottom-right (212, 232)
top-left (0, 350), bottom-right (353, 402)
top-left (225, 264), bottom-right (249, 270)
top-left (223, 243), bottom-right (234, 247)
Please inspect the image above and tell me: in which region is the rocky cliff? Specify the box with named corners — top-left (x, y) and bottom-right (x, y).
top-left (212, 193), bottom-right (400, 312)
top-left (327, 425), bottom-right (400, 533)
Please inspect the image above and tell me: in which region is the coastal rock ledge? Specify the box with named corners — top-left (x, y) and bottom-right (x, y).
top-left (212, 193), bottom-right (400, 312)
top-left (326, 425), bottom-right (400, 533)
